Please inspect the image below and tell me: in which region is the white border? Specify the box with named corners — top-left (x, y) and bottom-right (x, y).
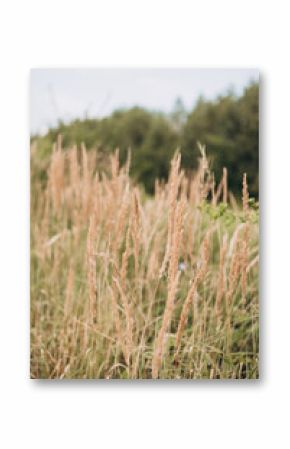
top-left (0, 1), bottom-right (289, 448)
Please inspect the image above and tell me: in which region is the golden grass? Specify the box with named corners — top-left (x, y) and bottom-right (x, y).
top-left (30, 142), bottom-right (259, 379)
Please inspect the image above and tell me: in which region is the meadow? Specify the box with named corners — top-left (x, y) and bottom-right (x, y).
top-left (30, 139), bottom-right (259, 379)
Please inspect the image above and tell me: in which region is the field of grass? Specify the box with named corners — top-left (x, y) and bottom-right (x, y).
top-left (30, 139), bottom-right (259, 379)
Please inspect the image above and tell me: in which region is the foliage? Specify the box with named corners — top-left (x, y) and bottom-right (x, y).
top-left (31, 81), bottom-right (259, 197)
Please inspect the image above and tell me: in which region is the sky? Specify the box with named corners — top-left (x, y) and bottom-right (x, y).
top-left (30, 68), bottom-right (259, 135)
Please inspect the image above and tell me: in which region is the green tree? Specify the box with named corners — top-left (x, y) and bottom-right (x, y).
top-left (32, 81), bottom-right (259, 198)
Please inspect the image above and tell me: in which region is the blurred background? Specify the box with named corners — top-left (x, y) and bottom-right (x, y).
top-left (30, 68), bottom-right (259, 197)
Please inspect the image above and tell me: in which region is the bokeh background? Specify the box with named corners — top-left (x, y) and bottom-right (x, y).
top-left (31, 68), bottom-right (259, 197)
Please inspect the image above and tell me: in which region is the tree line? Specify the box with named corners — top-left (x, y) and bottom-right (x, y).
top-left (32, 81), bottom-right (258, 197)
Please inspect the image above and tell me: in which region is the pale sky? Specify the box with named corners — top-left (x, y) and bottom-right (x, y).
top-left (30, 68), bottom-right (259, 135)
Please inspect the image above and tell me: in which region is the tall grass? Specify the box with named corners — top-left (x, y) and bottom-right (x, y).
top-left (30, 141), bottom-right (259, 379)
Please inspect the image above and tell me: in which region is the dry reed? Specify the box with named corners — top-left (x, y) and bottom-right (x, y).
top-left (31, 141), bottom-right (259, 379)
